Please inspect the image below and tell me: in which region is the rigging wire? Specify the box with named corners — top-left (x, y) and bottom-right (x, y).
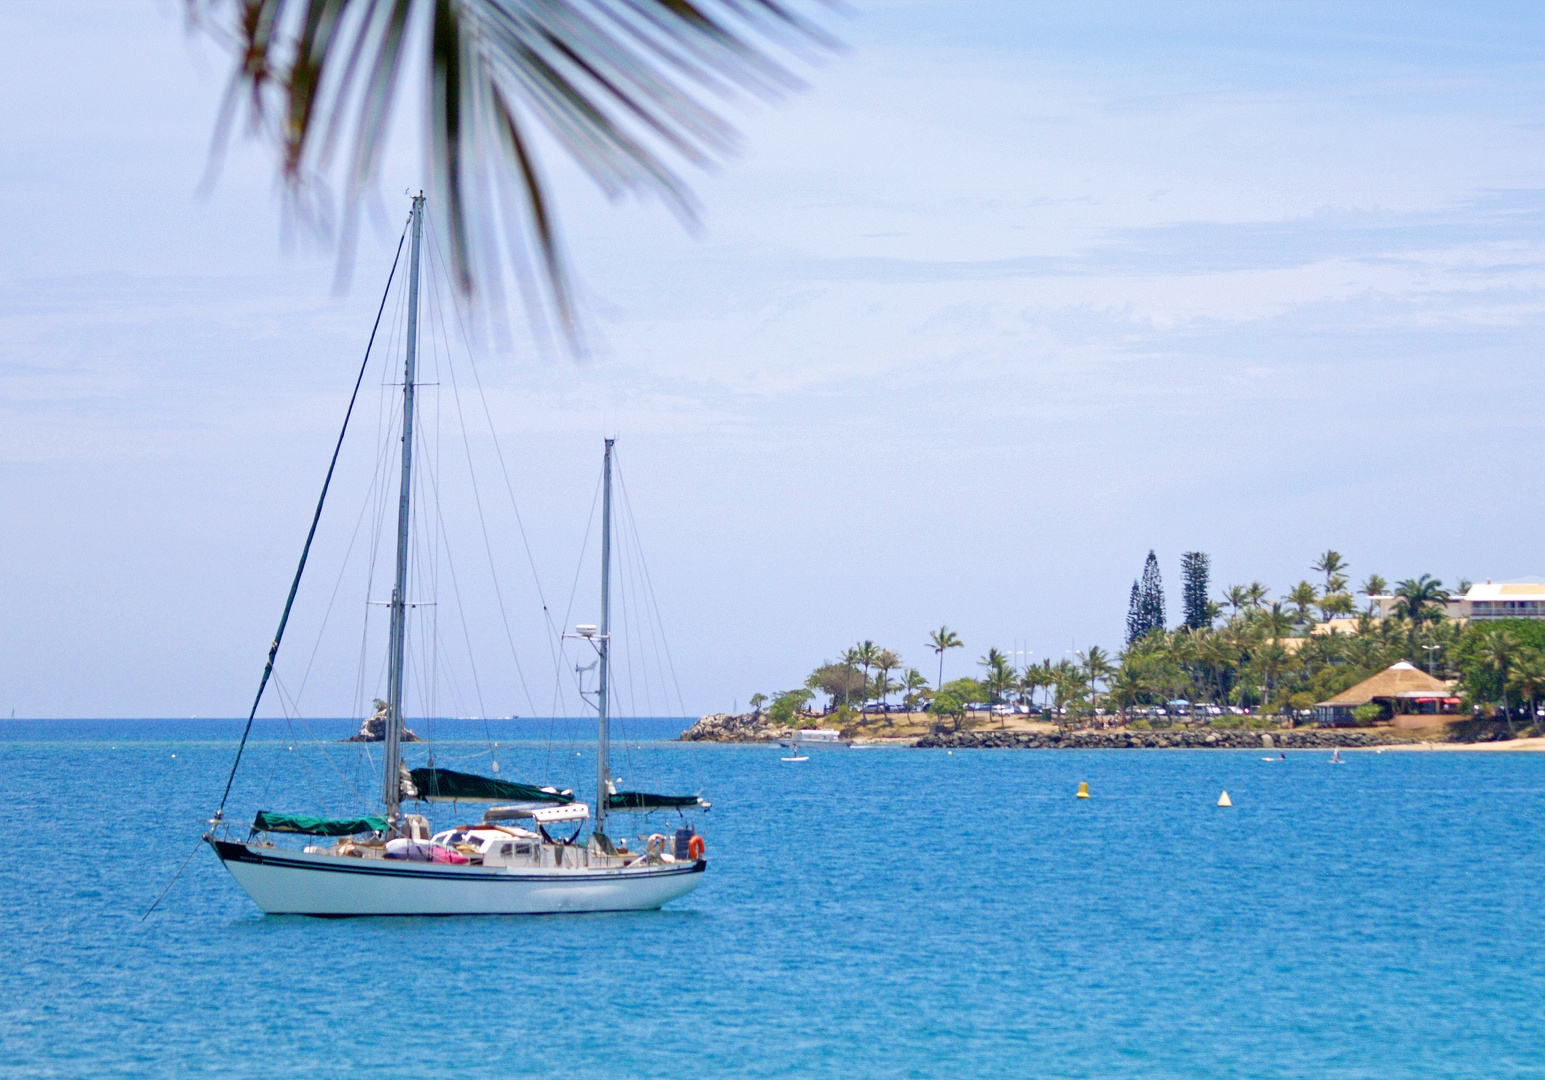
top-left (423, 234), bottom-right (540, 721)
top-left (423, 212), bottom-right (575, 718)
top-left (615, 457), bottom-right (690, 717)
top-left (213, 220), bottom-right (408, 822)
top-left (352, 289), bottom-right (407, 727)
top-left (545, 470), bottom-right (603, 777)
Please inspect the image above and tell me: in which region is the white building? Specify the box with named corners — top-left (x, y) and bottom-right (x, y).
top-left (1461, 581), bottom-right (1545, 620)
top-left (1368, 581), bottom-right (1545, 622)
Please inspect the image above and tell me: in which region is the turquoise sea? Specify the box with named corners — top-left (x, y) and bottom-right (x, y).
top-left (4, 718), bottom-right (1544, 1079)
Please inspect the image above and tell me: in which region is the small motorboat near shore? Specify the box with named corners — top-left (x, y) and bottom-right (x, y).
top-left (779, 728), bottom-right (852, 750)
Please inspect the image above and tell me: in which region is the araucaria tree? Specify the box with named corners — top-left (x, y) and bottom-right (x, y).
top-left (1181, 552), bottom-right (1211, 631)
top-left (1126, 581), bottom-right (1144, 645)
top-left (1127, 551), bottom-right (1166, 644)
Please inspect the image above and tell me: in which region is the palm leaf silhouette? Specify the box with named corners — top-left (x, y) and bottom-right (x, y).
top-left (193, 0), bottom-right (835, 348)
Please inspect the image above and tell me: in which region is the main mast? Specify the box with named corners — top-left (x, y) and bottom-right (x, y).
top-left (595, 438), bottom-right (615, 839)
top-left (383, 193), bottom-right (425, 829)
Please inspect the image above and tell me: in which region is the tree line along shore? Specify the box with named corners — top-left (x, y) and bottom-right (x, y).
top-left (677, 710), bottom-right (1522, 748)
top-left (723, 549), bottom-right (1545, 744)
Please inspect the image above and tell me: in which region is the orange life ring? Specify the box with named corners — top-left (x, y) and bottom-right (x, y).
top-left (687, 835), bottom-right (705, 860)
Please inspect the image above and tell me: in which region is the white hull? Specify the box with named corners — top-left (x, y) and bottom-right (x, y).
top-left (211, 839), bottom-right (704, 916)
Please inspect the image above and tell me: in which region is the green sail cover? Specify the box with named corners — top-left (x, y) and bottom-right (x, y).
top-left (608, 791), bottom-right (709, 811)
top-left (251, 811), bottom-right (386, 836)
top-left (410, 767), bottom-right (574, 804)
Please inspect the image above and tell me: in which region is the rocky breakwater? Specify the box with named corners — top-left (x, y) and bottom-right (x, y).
top-left (915, 727), bottom-right (1405, 750)
top-left (679, 712), bottom-right (791, 743)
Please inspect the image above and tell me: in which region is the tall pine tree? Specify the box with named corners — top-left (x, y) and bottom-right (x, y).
top-left (1138, 551), bottom-right (1166, 637)
top-left (1181, 551), bottom-right (1211, 631)
top-left (1127, 551), bottom-right (1167, 643)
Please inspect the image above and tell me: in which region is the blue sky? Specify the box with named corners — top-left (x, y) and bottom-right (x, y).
top-left (2, 2), bottom-right (1543, 718)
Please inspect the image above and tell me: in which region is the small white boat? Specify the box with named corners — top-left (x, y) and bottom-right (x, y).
top-left (779, 728), bottom-right (851, 750)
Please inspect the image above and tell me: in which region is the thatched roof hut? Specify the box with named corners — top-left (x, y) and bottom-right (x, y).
top-left (1315, 662), bottom-right (1460, 728)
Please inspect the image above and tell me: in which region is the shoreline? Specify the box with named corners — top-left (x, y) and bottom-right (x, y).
top-left (680, 712), bottom-right (1543, 750)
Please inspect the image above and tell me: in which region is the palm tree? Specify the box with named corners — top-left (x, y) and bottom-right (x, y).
top-left (983, 660), bottom-right (1017, 725)
top-left (978, 647), bottom-right (1014, 710)
top-left (901, 668), bottom-right (931, 714)
top-left (1286, 581), bottom-right (1319, 627)
top-left (1052, 662), bottom-right (1089, 727)
top-left (1261, 602), bottom-right (1295, 645)
top-left (1480, 626), bottom-right (1519, 732)
top-left (978, 647), bottom-right (1008, 679)
top-left (1034, 659), bottom-right (1056, 711)
top-left (1393, 575), bottom-right (1449, 628)
top-left (1223, 585), bottom-right (1249, 618)
top-left (197, 0), bottom-right (833, 346)
top-left (1254, 639), bottom-right (1289, 708)
top-left (1193, 628), bottom-right (1236, 705)
top-left (1105, 663), bottom-right (1137, 721)
top-left (853, 641), bottom-right (880, 709)
top-left (1360, 574), bottom-right (1389, 614)
top-left (1016, 666), bottom-right (1042, 711)
top-left (1312, 550), bottom-right (1347, 593)
top-left (840, 647), bottom-right (863, 710)
top-left (1078, 646), bottom-right (1115, 711)
top-left (1508, 650), bottom-right (1545, 734)
top-left (873, 649), bottom-right (901, 709)
top-left (929, 626), bottom-right (964, 690)
top-left (1245, 581), bottom-right (1269, 610)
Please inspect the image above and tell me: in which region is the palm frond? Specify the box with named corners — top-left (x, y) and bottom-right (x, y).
top-left (191, 0), bottom-right (837, 351)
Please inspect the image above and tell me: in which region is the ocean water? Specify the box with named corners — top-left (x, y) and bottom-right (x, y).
top-left (4, 718), bottom-right (1545, 1079)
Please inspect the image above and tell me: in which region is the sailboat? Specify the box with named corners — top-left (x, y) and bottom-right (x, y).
top-left (204, 195), bottom-right (708, 916)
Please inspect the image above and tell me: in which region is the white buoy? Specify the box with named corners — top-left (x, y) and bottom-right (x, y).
top-left (1217, 790), bottom-right (1232, 807)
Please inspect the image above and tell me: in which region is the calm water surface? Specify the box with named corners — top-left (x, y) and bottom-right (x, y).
top-left (3, 718), bottom-right (1543, 1078)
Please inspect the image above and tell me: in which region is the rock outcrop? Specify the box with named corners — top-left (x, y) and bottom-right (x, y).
top-left (678, 712), bottom-right (790, 743)
top-left (345, 699), bottom-right (422, 743)
top-left (914, 727), bottom-right (1407, 750)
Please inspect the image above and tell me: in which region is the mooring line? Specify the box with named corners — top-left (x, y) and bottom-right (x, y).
top-left (142, 834), bottom-right (205, 921)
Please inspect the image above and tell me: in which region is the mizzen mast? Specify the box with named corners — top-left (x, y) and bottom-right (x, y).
top-left (594, 438), bottom-right (615, 841)
top-left (383, 193), bottom-right (424, 830)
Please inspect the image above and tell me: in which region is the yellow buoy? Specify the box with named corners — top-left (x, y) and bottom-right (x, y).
top-left (1217, 790), bottom-right (1232, 807)
top-left (1076, 781), bottom-right (1090, 799)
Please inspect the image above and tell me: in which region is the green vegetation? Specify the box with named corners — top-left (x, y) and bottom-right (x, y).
top-left (746, 553), bottom-right (1545, 736)
top-left (1181, 551), bottom-right (1212, 632)
top-left (1126, 551), bottom-right (1166, 644)
top-left (767, 689), bottom-right (812, 728)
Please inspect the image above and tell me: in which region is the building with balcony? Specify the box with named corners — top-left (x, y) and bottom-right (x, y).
top-left (1366, 581), bottom-right (1545, 623)
top-left (1460, 582), bottom-right (1545, 620)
